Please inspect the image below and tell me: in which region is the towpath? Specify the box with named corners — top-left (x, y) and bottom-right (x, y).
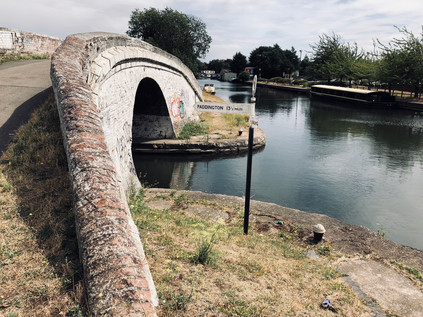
top-left (0, 59), bottom-right (51, 154)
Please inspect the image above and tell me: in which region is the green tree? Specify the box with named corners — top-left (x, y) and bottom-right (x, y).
top-left (309, 33), bottom-right (344, 82)
top-left (309, 33), bottom-right (369, 85)
top-left (238, 70), bottom-right (251, 82)
top-left (353, 53), bottom-right (378, 87)
top-left (249, 44), bottom-right (299, 78)
top-left (300, 55), bottom-right (312, 77)
top-left (377, 27), bottom-right (423, 97)
top-left (207, 59), bottom-right (231, 73)
top-left (334, 42), bottom-right (363, 86)
top-left (127, 7), bottom-right (212, 74)
top-left (230, 52), bottom-right (247, 74)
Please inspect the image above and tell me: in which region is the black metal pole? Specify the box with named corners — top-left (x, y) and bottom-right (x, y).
top-left (244, 126), bottom-right (254, 235)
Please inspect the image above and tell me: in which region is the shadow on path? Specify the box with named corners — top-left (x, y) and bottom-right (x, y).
top-left (0, 86), bottom-right (52, 155)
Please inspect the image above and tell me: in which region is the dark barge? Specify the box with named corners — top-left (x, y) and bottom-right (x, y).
top-left (310, 85), bottom-right (396, 107)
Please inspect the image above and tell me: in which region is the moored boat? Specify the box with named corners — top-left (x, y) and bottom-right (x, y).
top-left (310, 85), bottom-right (396, 107)
top-left (203, 83), bottom-right (216, 95)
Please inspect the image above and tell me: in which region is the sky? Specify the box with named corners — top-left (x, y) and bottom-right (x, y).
top-left (1, 0), bottom-right (423, 62)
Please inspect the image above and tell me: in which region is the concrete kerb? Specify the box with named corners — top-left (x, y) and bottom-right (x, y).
top-left (51, 33), bottom-right (171, 316)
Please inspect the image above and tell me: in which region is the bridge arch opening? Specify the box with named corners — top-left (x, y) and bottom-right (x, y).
top-left (132, 77), bottom-right (175, 142)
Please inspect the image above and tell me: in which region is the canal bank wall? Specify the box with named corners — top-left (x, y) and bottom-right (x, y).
top-left (397, 99), bottom-right (423, 112)
top-left (132, 127), bottom-right (266, 154)
top-left (257, 81), bottom-right (310, 94)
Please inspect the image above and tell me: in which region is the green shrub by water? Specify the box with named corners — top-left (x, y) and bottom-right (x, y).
top-left (178, 122), bottom-right (209, 139)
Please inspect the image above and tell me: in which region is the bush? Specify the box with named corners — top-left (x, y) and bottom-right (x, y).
top-left (238, 71), bottom-right (250, 82)
top-left (293, 79), bottom-right (309, 87)
top-left (177, 121), bottom-right (209, 139)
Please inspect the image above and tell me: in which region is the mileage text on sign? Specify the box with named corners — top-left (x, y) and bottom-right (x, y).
top-left (195, 102), bottom-right (255, 115)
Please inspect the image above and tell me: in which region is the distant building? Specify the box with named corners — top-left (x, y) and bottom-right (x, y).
top-left (201, 70), bottom-right (215, 78)
top-left (220, 69), bottom-right (237, 82)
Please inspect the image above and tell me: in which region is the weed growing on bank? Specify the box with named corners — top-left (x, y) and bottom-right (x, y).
top-left (129, 189), bottom-right (370, 316)
top-left (178, 121), bottom-right (209, 139)
top-left (0, 94), bottom-right (85, 316)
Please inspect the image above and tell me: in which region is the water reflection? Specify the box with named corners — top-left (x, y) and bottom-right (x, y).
top-left (229, 94), bottom-right (250, 103)
top-left (134, 149), bottom-right (264, 189)
top-left (256, 87), bottom-right (298, 116)
top-left (307, 100), bottom-right (423, 172)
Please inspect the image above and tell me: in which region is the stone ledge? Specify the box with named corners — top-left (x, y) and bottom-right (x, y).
top-left (132, 128), bottom-right (266, 154)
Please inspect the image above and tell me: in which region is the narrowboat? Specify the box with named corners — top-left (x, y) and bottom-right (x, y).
top-left (310, 85), bottom-right (396, 107)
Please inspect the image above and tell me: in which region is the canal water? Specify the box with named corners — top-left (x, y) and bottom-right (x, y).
top-left (134, 80), bottom-right (423, 250)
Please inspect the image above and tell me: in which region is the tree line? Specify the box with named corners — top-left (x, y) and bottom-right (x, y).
top-left (127, 8), bottom-right (423, 96)
top-left (303, 28), bottom-right (423, 97)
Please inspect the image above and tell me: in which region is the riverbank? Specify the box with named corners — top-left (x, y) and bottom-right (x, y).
top-left (255, 80), bottom-right (423, 112)
top-left (140, 188), bottom-right (423, 316)
top-left (256, 81), bottom-right (309, 94)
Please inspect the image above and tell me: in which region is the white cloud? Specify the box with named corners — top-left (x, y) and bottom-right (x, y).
top-left (1, 0), bottom-right (422, 61)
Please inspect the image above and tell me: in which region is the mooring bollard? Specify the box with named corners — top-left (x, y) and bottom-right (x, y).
top-left (313, 223), bottom-right (326, 242)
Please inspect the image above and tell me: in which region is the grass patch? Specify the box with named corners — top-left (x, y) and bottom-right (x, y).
top-left (0, 53), bottom-right (50, 65)
top-left (178, 121), bottom-right (209, 139)
top-left (0, 94), bottom-right (85, 316)
top-left (199, 112), bottom-right (250, 137)
top-left (190, 231), bottom-right (219, 265)
top-left (223, 113), bottom-right (250, 127)
top-left (131, 189), bottom-right (370, 316)
top-left (390, 260), bottom-right (423, 283)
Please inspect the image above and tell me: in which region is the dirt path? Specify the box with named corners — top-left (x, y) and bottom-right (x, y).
top-left (0, 59), bottom-right (51, 154)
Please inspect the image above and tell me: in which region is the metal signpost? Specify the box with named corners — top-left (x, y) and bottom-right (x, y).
top-left (195, 75), bottom-right (258, 235)
top-left (243, 76), bottom-right (257, 235)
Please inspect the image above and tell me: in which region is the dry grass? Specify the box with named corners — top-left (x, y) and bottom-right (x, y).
top-left (199, 112), bottom-right (250, 136)
top-left (0, 94), bottom-right (85, 316)
top-left (130, 189), bottom-right (371, 317)
top-left (203, 91), bottom-right (227, 103)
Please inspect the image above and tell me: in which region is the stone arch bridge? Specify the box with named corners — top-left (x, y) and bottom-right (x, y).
top-left (51, 32), bottom-right (204, 316)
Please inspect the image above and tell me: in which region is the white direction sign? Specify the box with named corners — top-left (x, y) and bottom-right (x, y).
top-left (195, 102), bottom-right (255, 116)
top-left (252, 75), bottom-right (257, 98)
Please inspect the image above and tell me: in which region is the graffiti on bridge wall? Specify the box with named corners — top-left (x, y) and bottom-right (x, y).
top-left (169, 90), bottom-right (192, 120)
top-left (169, 93), bottom-right (185, 119)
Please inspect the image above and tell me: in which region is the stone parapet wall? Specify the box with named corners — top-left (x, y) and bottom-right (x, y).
top-left (0, 27), bottom-right (62, 55)
top-left (50, 33), bottom-right (171, 316)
